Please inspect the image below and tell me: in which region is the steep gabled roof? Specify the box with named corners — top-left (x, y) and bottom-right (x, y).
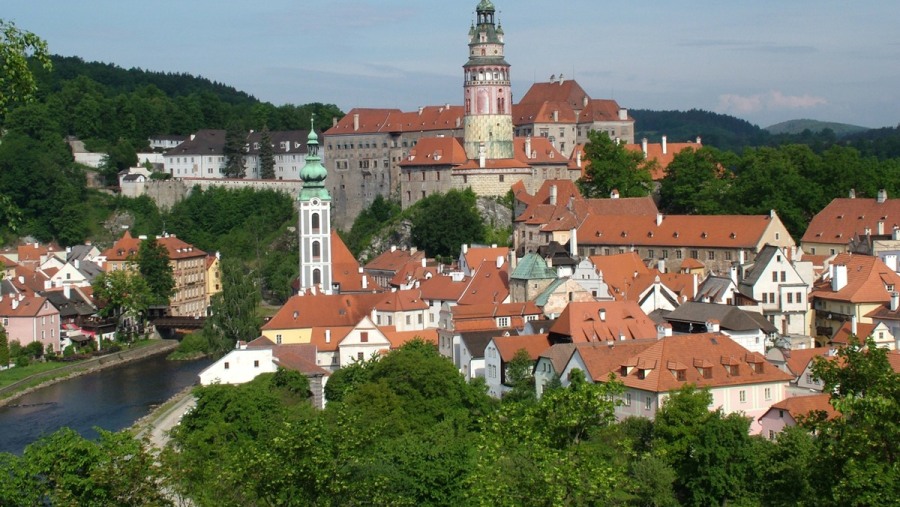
top-left (550, 301), bottom-right (657, 343)
top-left (102, 231), bottom-right (141, 262)
top-left (418, 274), bottom-right (469, 302)
top-left (512, 136), bottom-right (566, 165)
top-left (457, 259), bottom-right (510, 305)
top-left (782, 346), bottom-right (833, 377)
top-left (262, 292), bottom-right (384, 331)
top-left (165, 129), bottom-right (226, 156)
top-left (665, 302), bottom-right (778, 333)
top-left (374, 290), bottom-right (429, 312)
top-left (764, 393), bottom-right (837, 421)
top-left (519, 80), bottom-right (590, 110)
top-left (158, 235), bottom-right (206, 260)
top-left (0, 295), bottom-right (52, 318)
top-left (510, 253), bottom-right (557, 280)
top-left (331, 230), bottom-right (382, 293)
top-left (589, 253), bottom-right (651, 298)
top-left (578, 213), bottom-right (780, 249)
top-left (365, 248), bottom-right (426, 273)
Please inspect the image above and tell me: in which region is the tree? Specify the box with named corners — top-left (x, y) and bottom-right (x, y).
top-left (91, 269), bottom-right (153, 339)
top-left (0, 20), bottom-right (52, 119)
top-left (207, 257), bottom-right (262, 350)
top-left (410, 188), bottom-right (485, 259)
top-left (578, 130), bottom-right (655, 198)
top-left (0, 327), bottom-right (9, 367)
top-left (259, 125), bottom-right (275, 179)
top-left (806, 336), bottom-right (900, 505)
top-left (223, 122), bottom-right (246, 178)
top-left (658, 146), bottom-right (733, 214)
top-left (137, 236), bottom-right (174, 305)
top-left (503, 348), bottom-right (536, 404)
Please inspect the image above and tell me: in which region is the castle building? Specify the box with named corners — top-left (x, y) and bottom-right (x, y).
top-left (297, 124), bottom-right (334, 294)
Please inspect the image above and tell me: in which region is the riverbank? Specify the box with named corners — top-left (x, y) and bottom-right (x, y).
top-left (0, 340), bottom-right (180, 408)
top-left (131, 384), bottom-right (197, 449)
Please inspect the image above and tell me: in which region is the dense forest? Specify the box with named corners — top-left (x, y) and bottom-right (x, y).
top-left (1, 336), bottom-right (897, 506)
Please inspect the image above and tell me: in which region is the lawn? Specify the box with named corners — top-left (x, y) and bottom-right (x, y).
top-left (0, 361), bottom-right (81, 390)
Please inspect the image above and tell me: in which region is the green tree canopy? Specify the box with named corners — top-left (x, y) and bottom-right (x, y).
top-left (658, 146), bottom-right (733, 214)
top-left (223, 122), bottom-right (246, 178)
top-left (258, 125), bottom-right (275, 179)
top-left (137, 236), bottom-right (175, 305)
top-left (207, 257), bottom-right (262, 350)
top-left (578, 130), bottom-right (655, 198)
top-left (0, 20), bottom-right (52, 119)
top-left (410, 188), bottom-right (485, 259)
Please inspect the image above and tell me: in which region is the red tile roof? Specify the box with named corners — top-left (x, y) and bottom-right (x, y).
top-left (457, 259), bottom-right (510, 306)
top-left (327, 106), bottom-right (464, 136)
top-left (577, 213), bottom-right (779, 249)
top-left (512, 136), bottom-right (566, 165)
top-left (331, 230), bottom-right (383, 293)
top-left (309, 326), bottom-right (354, 352)
top-left (262, 292), bottom-right (384, 331)
top-left (810, 254), bottom-right (900, 303)
top-left (464, 246), bottom-right (509, 272)
top-left (579, 99), bottom-right (631, 123)
top-left (512, 100), bottom-right (577, 125)
top-left (830, 321), bottom-right (878, 345)
top-left (608, 333), bottom-right (792, 391)
top-left (381, 327), bottom-right (438, 348)
top-left (518, 80), bottom-right (591, 110)
top-left (766, 393), bottom-right (837, 421)
top-left (551, 301), bottom-right (657, 343)
top-left (374, 290), bottom-right (429, 312)
top-left (624, 142), bottom-right (701, 180)
top-left (158, 235), bottom-right (206, 260)
top-left (0, 295), bottom-right (52, 318)
top-left (365, 248), bottom-right (426, 273)
top-left (399, 137), bottom-right (468, 167)
top-left (801, 195), bottom-right (900, 246)
top-left (454, 158), bottom-right (532, 171)
top-left (783, 347), bottom-right (833, 377)
top-left (102, 231), bottom-right (141, 262)
top-left (588, 253), bottom-right (651, 298)
top-left (17, 243), bottom-right (48, 263)
top-left (418, 274), bottom-right (469, 302)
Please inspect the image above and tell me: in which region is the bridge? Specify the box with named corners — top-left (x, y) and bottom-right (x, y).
top-left (151, 316), bottom-right (207, 338)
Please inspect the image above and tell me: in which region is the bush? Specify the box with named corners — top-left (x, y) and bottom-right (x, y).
top-left (62, 345), bottom-right (75, 358)
top-left (14, 355), bottom-right (30, 368)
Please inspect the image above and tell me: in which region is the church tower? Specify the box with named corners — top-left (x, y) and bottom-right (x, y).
top-left (298, 121), bottom-right (333, 294)
top-left (463, 0), bottom-right (514, 160)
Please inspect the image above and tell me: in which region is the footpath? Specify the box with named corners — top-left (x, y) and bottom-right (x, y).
top-left (0, 340), bottom-right (179, 407)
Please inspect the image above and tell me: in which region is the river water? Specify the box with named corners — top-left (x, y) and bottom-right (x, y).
top-left (0, 353), bottom-right (213, 455)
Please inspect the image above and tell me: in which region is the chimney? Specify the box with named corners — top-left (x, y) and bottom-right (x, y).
top-left (558, 73), bottom-right (564, 84)
top-left (496, 256), bottom-right (504, 269)
top-left (851, 315), bottom-right (858, 336)
top-left (657, 323), bottom-right (672, 340)
top-left (599, 308), bottom-right (606, 321)
top-left (479, 143), bottom-right (486, 168)
top-left (421, 257), bottom-right (427, 268)
top-left (884, 254), bottom-right (897, 272)
top-left (696, 136), bottom-right (702, 145)
top-left (552, 110), bottom-right (559, 122)
top-left (549, 184), bottom-right (558, 205)
top-left (353, 114), bottom-right (360, 131)
top-left (332, 117), bottom-right (338, 127)
top-left (706, 319), bottom-right (720, 333)
top-left (390, 245), bottom-right (397, 252)
top-left (583, 96), bottom-right (589, 108)
top-left (656, 213), bottom-right (663, 226)
top-left (894, 226), bottom-right (900, 241)
top-left (11, 298), bottom-right (18, 310)
top-left (525, 136), bottom-right (532, 158)
top-left (18, 276), bottom-right (24, 284)
top-left (462, 244), bottom-right (469, 254)
top-left (877, 189), bottom-right (887, 204)
top-left (610, 189), bottom-right (619, 199)
top-left (878, 221), bottom-right (885, 235)
top-left (362, 275), bottom-right (368, 290)
top-left (576, 150), bottom-right (582, 168)
top-left (849, 188), bottom-right (856, 199)
top-left (325, 329), bottom-right (331, 343)
top-left (730, 265), bottom-right (738, 286)
top-left (661, 135), bottom-right (668, 155)
top-left (832, 264), bottom-right (848, 291)
top-left (418, 106), bottom-right (424, 115)
top-left (455, 116), bottom-right (461, 128)
top-left (190, 134), bottom-right (196, 141)
top-left (74, 259), bottom-right (80, 269)
top-left (657, 259), bottom-right (666, 273)
top-left (891, 292), bottom-right (899, 312)
top-left (641, 138), bottom-right (648, 158)
top-left (570, 228), bottom-right (578, 257)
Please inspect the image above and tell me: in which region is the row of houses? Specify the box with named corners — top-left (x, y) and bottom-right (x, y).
top-left (0, 234), bottom-right (221, 356)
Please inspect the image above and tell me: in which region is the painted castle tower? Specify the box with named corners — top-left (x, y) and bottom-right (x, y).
top-left (463, 0), bottom-right (514, 161)
top-left (297, 122), bottom-right (333, 294)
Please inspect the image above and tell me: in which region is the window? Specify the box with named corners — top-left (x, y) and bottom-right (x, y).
top-left (624, 393), bottom-right (632, 406)
top-left (772, 272), bottom-right (778, 282)
top-left (357, 352), bottom-right (365, 361)
top-left (312, 241), bottom-right (321, 260)
top-left (360, 331), bottom-right (368, 343)
top-left (725, 251), bottom-right (732, 261)
top-left (762, 293), bottom-right (768, 304)
top-left (276, 334), bottom-right (282, 344)
top-left (707, 251), bottom-right (715, 261)
top-left (739, 390), bottom-right (746, 403)
top-left (648, 249), bottom-right (654, 259)
top-left (796, 292), bottom-right (802, 303)
top-left (497, 316), bottom-right (510, 327)
top-left (662, 250), bottom-right (669, 259)
top-left (254, 360), bottom-right (259, 368)
top-left (311, 213), bottom-right (320, 232)
top-left (781, 271), bottom-right (786, 282)
top-left (676, 250), bottom-right (683, 260)
top-left (645, 396), bottom-right (652, 410)
top-left (787, 293), bottom-right (793, 304)
top-left (764, 387), bottom-right (771, 400)
top-left (224, 362), bottom-right (230, 370)
top-left (770, 292), bottom-right (775, 303)
top-left (405, 315), bottom-right (411, 326)
top-left (690, 250), bottom-right (699, 259)
top-left (769, 430), bottom-right (776, 440)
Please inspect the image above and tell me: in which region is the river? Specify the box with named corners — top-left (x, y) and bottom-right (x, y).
top-left (0, 353), bottom-right (213, 455)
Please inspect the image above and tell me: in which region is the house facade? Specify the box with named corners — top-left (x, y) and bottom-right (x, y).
top-left (0, 295), bottom-right (61, 354)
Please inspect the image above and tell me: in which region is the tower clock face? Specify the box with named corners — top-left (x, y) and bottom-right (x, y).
top-left (312, 198), bottom-right (320, 205)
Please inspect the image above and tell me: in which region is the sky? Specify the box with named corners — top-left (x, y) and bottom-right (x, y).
top-left (5, 1), bottom-right (899, 129)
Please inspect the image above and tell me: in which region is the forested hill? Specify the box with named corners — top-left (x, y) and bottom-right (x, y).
top-left (35, 55), bottom-right (258, 105)
top-left (631, 108), bottom-right (768, 152)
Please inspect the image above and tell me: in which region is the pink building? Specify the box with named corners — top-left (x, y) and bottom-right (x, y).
top-left (757, 393), bottom-right (836, 440)
top-left (0, 294), bottom-right (61, 354)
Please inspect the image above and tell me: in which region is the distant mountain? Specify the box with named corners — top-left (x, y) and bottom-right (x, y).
top-left (765, 119), bottom-right (869, 137)
top-left (631, 108), bottom-right (768, 152)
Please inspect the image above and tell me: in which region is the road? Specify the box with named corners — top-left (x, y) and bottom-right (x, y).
top-left (135, 388), bottom-right (197, 450)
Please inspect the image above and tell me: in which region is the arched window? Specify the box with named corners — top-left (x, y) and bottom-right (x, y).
top-left (311, 212), bottom-right (320, 232)
top-left (312, 241), bottom-right (321, 260)
top-left (313, 268), bottom-right (321, 285)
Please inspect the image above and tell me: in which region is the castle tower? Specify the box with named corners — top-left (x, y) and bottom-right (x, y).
top-left (298, 120), bottom-right (333, 294)
top-left (463, 0), bottom-right (514, 160)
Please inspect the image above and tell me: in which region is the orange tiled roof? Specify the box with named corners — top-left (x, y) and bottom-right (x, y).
top-left (327, 106), bottom-right (464, 136)
top-left (374, 290), bottom-right (429, 312)
top-left (518, 80), bottom-right (591, 110)
top-left (464, 247), bottom-right (509, 272)
top-left (365, 248), bottom-right (426, 273)
top-left (457, 259), bottom-right (510, 306)
top-left (610, 333), bottom-right (792, 391)
top-left (579, 99), bottom-right (631, 123)
top-left (381, 327), bottom-right (438, 348)
top-left (158, 235), bottom-right (206, 260)
top-left (830, 321), bottom-right (878, 345)
top-left (262, 292), bottom-right (384, 331)
top-left (0, 295), bottom-right (52, 318)
top-left (766, 393), bottom-right (837, 421)
top-left (589, 253), bottom-right (651, 298)
top-left (512, 100), bottom-right (577, 125)
top-left (102, 231), bottom-right (141, 262)
top-left (454, 158), bottom-right (532, 171)
top-left (492, 334), bottom-right (551, 362)
top-left (331, 230), bottom-right (383, 293)
top-left (810, 254), bottom-right (900, 303)
top-left (11, 264), bottom-right (49, 295)
top-left (17, 243), bottom-right (48, 263)
top-left (451, 301), bottom-right (542, 320)
top-left (550, 301), bottom-right (657, 343)
top-left (624, 142), bottom-right (701, 180)
top-left (577, 213), bottom-right (778, 249)
top-left (512, 136), bottom-right (566, 165)
top-left (801, 195), bottom-right (900, 246)
top-left (308, 326), bottom-right (354, 352)
top-left (418, 274), bottom-right (469, 302)
top-left (399, 137), bottom-right (468, 167)
top-left (0, 255), bottom-right (16, 268)
top-left (783, 347), bottom-right (833, 376)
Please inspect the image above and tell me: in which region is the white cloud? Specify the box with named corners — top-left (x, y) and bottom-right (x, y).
top-left (717, 90), bottom-right (827, 114)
